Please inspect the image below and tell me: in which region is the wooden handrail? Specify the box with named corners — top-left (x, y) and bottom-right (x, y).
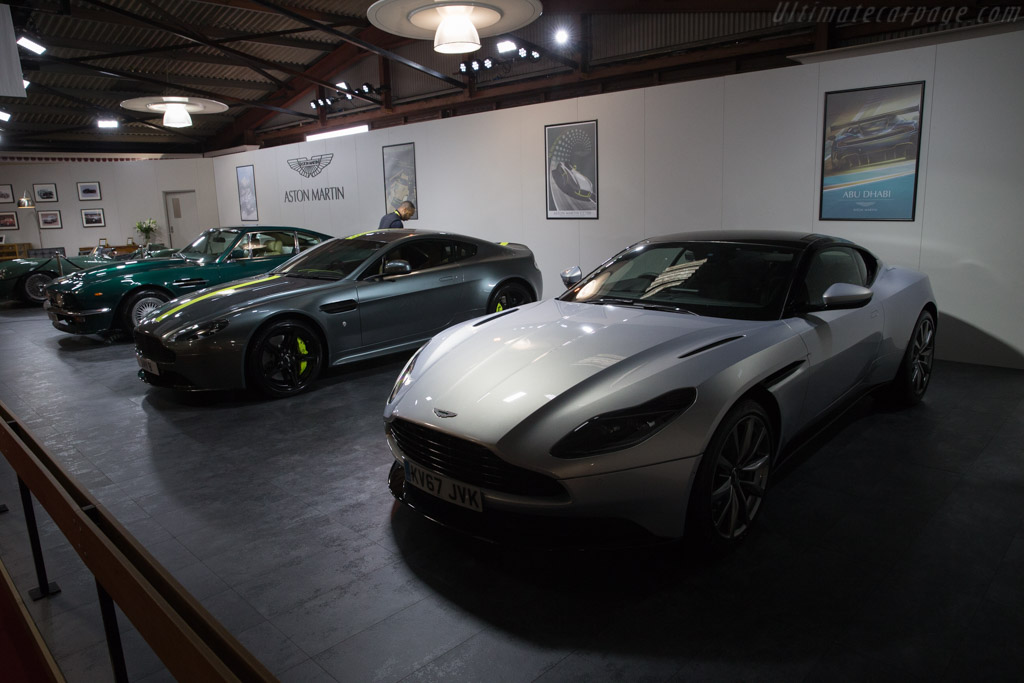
top-left (0, 400), bottom-right (277, 682)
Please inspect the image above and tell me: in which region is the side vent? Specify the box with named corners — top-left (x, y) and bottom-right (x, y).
top-left (678, 335), bottom-right (744, 359)
top-left (762, 360), bottom-right (806, 390)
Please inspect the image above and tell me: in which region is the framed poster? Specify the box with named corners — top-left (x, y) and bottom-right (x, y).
top-left (33, 183), bottom-right (58, 203)
top-left (0, 211), bottom-right (18, 230)
top-left (0, 184), bottom-right (13, 204)
top-left (37, 210), bottom-right (62, 229)
top-left (77, 181), bottom-right (102, 201)
top-left (236, 165), bottom-right (258, 222)
top-left (820, 82), bottom-right (925, 221)
top-left (382, 143), bottom-right (418, 219)
top-left (545, 120), bottom-right (598, 219)
top-left (81, 208), bottom-right (105, 227)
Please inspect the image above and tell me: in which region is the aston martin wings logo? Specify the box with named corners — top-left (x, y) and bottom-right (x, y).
top-left (433, 408), bottom-right (458, 418)
top-left (287, 154), bottom-right (334, 178)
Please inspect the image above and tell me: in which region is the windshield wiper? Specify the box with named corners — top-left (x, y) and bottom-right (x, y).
top-left (584, 297), bottom-right (697, 315)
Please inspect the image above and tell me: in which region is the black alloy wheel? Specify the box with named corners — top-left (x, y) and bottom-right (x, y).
top-left (887, 309), bottom-right (936, 407)
top-left (688, 400), bottom-right (774, 551)
top-left (247, 319), bottom-right (324, 398)
top-left (488, 281), bottom-right (533, 313)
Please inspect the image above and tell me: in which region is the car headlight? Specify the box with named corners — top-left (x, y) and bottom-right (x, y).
top-left (171, 319), bottom-right (228, 343)
top-left (388, 345), bottom-right (425, 404)
top-left (0, 268), bottom-right (11, 280)
top-left (551, 388), bottom-right (697, 458)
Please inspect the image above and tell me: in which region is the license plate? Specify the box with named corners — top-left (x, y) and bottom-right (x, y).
top-left (404, 460), bottom-right (483, 512)
top-left (137, 356), bottom-right (160, 375)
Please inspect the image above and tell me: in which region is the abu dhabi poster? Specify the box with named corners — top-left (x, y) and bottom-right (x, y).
top-left (820, 82), bottom-right (924, 221)
top-left (545, 121), bottom-right (598, 219)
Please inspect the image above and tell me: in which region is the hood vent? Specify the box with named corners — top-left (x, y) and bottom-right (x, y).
top-left (473, 308), bottom-right (517, 327)
top-left (678, 335), bottom-right (744, 359)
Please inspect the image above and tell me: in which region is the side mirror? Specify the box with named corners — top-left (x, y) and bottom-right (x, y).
top-left (384, 259), bottom-right (412, 276)
top-left (819, 282), bottom-right (873, 310)
top-left (561, 266), bottom-right (582, 288)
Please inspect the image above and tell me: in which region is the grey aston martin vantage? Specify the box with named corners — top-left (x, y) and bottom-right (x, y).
top-left (385, 231), bottom-right (937, 548)
top-left (133, 229), bottom-right (542, 397)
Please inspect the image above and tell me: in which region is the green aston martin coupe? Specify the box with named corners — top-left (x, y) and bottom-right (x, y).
top-left (1, 244), bottom-right (178, 305)
top-left (45, 226), bottom-right (330, 336)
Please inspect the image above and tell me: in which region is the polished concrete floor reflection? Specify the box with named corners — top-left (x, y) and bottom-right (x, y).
top-left (1, 301), bottom-right (1023, 682)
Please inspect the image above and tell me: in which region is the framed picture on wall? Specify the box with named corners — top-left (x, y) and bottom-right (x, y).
top-left (236, 165), bottom-right (258, 221)
top-left (77, 181), bottom-right (102, 201)
top-left (545, 120), bottom-right (599, 220)
top-left (0, 211), bottom-right (18, 230)
top-left (81, 208), bottom-right (106, 227)
top-left (37, 210), bottom-right (62, 229)
top-left (820, 81), bottom-right (925, 221)
top-left (0, 184), bottom-right (13, 204)
top-left (382, 143), bottom-right (418, 220)
top-left (33, 183), bottom-right (58, 203)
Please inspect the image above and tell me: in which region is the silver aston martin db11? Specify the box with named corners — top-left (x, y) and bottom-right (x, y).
top-left (385, 231), bottom-right (936, 548)
top-left (134, 229), bottom-right (542, 397)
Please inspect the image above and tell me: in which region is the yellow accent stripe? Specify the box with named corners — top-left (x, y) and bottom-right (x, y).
top-left (345, 230), bottom-right (379, 240)
top-left (498, 242), bottom-right (509, 246)
top-left (155, 274), bottom-right (281, 322)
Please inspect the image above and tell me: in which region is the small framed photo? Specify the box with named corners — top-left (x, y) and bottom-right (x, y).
top-left (37, 210), bottom-right (62, 229)
top-left (0, 211), bottom-right (18, 230)
top-left (33, 183), bottom-right (58, 203)
top-left (81, 208), bottom-right (106, 227)
top-left (0, 184), bottom-right (13, 204)
top-left (77, 181), bottom-right (102, 201)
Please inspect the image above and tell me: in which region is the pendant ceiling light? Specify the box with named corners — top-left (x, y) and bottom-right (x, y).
top-left (120, 96), bottom-right (229, 129)
top-left (16, 191), bottom-right (35, 209)
top-left (367, 0), bottom-right (542, 55)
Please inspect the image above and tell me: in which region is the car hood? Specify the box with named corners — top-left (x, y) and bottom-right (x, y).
top-left (389, 298), bottom-right (783, 443)
top-left (139, 273), bottom-right (348, 334)
top-left (49, 256), bottom-right (196, 289)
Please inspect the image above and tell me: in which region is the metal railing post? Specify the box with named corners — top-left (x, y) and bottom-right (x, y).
top-left (17, 476), bottom-right (61, 600)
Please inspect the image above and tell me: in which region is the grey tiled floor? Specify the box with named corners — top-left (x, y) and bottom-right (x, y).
top-left (1, 301), bottom-right (1023, 682)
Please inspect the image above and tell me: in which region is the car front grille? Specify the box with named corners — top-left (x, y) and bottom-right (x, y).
top-left (134, 331), bottom-right (176, 363)
top-left (390, 418), bottom-right (564, 498)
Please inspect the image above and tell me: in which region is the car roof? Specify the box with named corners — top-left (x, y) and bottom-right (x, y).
top-left (643, 230), bottom-right (854, 251)
top-left (217, 225), bottom-right (329, 237)
top-left (338, 228), bottom-right (481, 245)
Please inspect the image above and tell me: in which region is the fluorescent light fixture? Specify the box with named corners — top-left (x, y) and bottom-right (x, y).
top-left (18, 37), bottom-right (46, 54)
top-left (305, 125), bottom-right (369, 142)
top-left (496, 40), bottom-right (517, 53)
top-left (555, 29), bottom-right (569, 44)
top-left (98, 119), bottom-right (119, 128)
top-left (0, 111), bottom-right (10, 122)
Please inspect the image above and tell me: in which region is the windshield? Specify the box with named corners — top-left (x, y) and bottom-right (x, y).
top-left (275, 237), bottom-right (387, 281)
top-left (560, 241), bottom-right (799, 321)
top-left (178, 229), bottom-right (241, 259)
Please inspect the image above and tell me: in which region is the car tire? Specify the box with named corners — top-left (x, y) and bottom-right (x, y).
top-left (885, 309), bottom-right (935, 407)
top-left (686, 399), bottom-right (774, 552)
top-left (488, 281), bottom-right (533, 313)
top-left (18, 271), bottom-right (56, 305)
top-left (246, 318), bottom-right (323, 398)
top-left (122, 289), bottom-right (171, 332)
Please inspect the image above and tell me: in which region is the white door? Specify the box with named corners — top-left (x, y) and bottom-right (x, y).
top-left (163, 191), bottom-right (200, 248)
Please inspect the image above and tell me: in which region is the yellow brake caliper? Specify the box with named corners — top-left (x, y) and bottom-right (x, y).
top-left (496, 302), bottom-right (504, 312)
top-left (296, 336), bottom-right (309, 374)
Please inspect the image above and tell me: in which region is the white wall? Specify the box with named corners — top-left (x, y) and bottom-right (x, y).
top-left (0, 158), bottom-right (218, 252)
top-left (4, 28), bottom-right (1020, 368)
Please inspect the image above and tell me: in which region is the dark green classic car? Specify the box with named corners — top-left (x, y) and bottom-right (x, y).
top-left (45, 226), bottom-right (330, 336)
